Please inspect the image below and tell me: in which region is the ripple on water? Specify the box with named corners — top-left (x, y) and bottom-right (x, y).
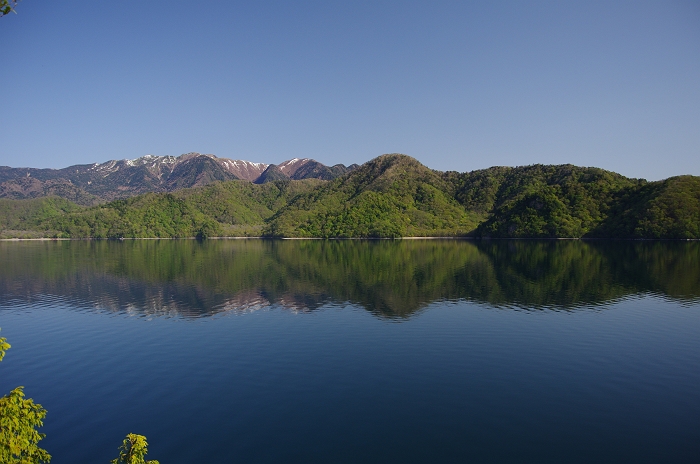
top-left (1, 240), bottom-right (699, 463)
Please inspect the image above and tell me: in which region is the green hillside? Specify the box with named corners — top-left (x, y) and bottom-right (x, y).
top-left (589, 175), bottom-right (700, 239)
top-left (0, 197), bottom-right (83, 238)
top-left (1, 154), bottom-right (698, 239)
top-left (450, 164), bottom-right (644, 238)
top-left (264, 154), bottom-right (481, 237)
top-left (265, 156), bottom-right (699, 239)
top-left (43, 179), bottom-right (321, 238)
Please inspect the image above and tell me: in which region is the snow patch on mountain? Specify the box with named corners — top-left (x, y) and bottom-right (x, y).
top-left (278, 158), bottom-right (312, 176)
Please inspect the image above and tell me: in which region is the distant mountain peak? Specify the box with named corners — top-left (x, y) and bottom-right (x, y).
top-left (0, 152), bottom-right (358, 202)
top-left (278, 158), bottom-right (313, 176)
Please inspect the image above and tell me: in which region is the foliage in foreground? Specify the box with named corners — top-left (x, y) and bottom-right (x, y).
top-left (0, 388), bottom-right (51, 464)
top-left (0, 0), bottom-right (19, 16)
top-left (111, 433), bottom-right (159, 464)
top-left (0, 330), bottom-right (51, 464)
top-left (1, 330), bottom-right (158, 463)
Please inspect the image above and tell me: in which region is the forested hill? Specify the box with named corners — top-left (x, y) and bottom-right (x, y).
top-left (449, 165), bottom-right (699, 239)
top-left (1, 154), bottom-right (698, 239)
top-left (264, 155), bottom-right (482, 237)
top-left (265, 155), bottom-right (699, 239)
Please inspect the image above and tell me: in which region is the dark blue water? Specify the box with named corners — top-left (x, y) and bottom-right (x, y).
top-left (0, 240), bottom-right (699, 463)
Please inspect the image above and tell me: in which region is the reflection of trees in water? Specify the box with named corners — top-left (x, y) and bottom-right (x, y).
top-left (0, 239), bottom-right (698, 319)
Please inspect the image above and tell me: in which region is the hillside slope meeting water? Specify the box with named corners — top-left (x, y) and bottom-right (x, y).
top-left (1, 154), bottom-right (699, 239)
top-left (0, 240), bottom-right (698, 463)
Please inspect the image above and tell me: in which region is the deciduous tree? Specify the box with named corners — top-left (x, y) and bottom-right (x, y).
top-left (0, 0), bottom-right (20, 16)
top-left (111, 433), bottom-right (159, 464)
top-left (0, 330), bottom-right (52, 464)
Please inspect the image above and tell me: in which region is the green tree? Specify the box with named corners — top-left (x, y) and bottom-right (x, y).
top-left (0, 0), bottom-right (19, 16)
top-left (0, 332), bottom-right (9, 361)
top-left (0, 330), bottom-right (52, 464)
top-left (111, 433), bottom-right (159, 464)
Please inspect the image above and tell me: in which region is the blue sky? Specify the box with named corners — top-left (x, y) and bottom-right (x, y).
top-left (1, 0), bottom-right (698, 180)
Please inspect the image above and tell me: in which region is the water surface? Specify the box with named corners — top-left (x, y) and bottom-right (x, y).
top-left (0, 240), bottom-right (698, 463)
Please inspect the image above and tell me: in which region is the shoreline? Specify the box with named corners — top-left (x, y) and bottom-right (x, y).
top-left (1, 236), bottom-right (698, 242)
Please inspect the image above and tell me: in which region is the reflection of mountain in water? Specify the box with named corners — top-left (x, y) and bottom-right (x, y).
top-left (0, 239), bottom-right (698, 319)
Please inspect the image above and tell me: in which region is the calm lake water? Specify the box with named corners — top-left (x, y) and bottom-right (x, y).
top-left (0, 239), bottom-right (699, 463)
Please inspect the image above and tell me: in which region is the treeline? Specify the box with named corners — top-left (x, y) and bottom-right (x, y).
top-left (0, 154), bottom-right (698, 239)
top-left (1, 180), bottom-right (321, 239)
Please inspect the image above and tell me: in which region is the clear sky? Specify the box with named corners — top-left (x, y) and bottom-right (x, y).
top-left (1, 1), bottom-right (698, 180)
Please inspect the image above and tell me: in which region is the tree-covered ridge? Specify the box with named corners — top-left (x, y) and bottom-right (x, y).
top-left (589, 175), bottom-right (700, 239)
top-left (0, 328), bottom-right (52, 464)
top-left (265, 154), bottom-right (482, 237)
top-left (0, 197), bottom-right (83, 238)
top-left (1, 154), bottom-right (699, 239)
top-left (266, 156), bottom-right (699, 239)
top-left (450, 164), bottom-right (645, 238)
top-left (41, 179), bottom-right (322, 239)
top-left (463, 167), bottom-right (700, 239)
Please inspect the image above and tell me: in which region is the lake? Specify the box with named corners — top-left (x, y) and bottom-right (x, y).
top-left (0, 239), bottom-right (699, 463)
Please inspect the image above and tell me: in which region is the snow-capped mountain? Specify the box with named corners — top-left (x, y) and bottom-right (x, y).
top-left (0, 153), bottom-right (358, 204)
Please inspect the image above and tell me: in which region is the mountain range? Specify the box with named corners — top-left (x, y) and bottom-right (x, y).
top-left (1, 153), bottom-right (698, 239)
top-left (0, 153), bottom-right (358, 204)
